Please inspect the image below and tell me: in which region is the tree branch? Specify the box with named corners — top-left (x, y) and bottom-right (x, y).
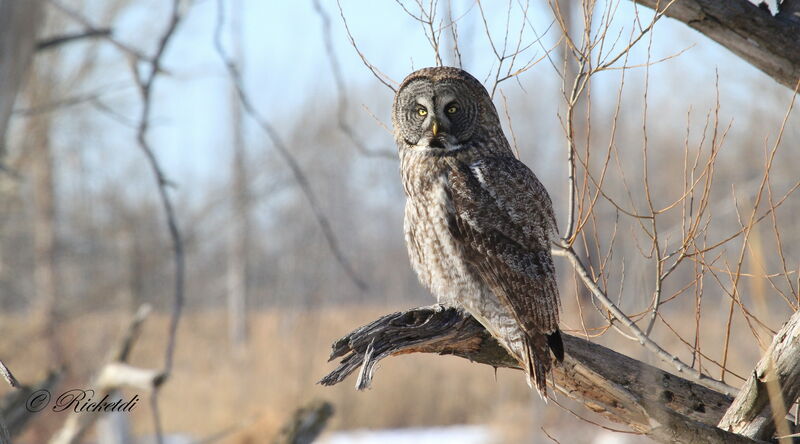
top-left (48, 0), bottom-right (155, 65)
top-left (127, 4), bottom-right (186, 442)
top-left (718, 309), bottom-right (800, 441)
top-left (48, 305), bottom-right (162, 444)
top-left (214, 0), bottom-right (369, 292)
top-left (321, 305), bottom-right (769, 444)
top-left (311, 0), bottom-right (395, 160)
top-left (555, 245), bottom-right (737, 395)
top-left (631, 0), bottom-right (800, 90)
top-left (0, 371), bottom-right (61, 439)
top-left (36, 29), bottom-right (112, 51)
top-left (0, 361), bottom-right (18, 389)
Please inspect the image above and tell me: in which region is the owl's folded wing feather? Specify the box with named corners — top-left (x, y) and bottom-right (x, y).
top-left (447, 156), bottom-right (560, 337)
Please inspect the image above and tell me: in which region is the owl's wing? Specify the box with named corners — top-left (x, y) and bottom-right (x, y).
top-left (447, 155), bottom-right (561, 338)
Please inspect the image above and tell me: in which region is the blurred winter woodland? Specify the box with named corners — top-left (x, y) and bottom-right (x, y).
top-left (0, 0), bottom-right (799, 443)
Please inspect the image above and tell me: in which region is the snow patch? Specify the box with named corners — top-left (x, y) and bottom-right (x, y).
top-left (319, 425), bottom-right (492, 444)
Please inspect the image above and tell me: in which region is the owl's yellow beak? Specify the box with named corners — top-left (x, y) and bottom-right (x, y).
top-left (431, 120), bottom-right (439, 136)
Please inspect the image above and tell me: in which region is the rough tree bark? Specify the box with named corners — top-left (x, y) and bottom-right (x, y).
top-left (718, 309), bottom-right (800, 441)
top-left (633, 0), bottom-right (800, 90)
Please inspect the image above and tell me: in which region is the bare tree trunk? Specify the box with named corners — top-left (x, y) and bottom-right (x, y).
top-left (26, 64), bottom-right (64, 366)
top-left (226, 0), bottom-right (249, 347)
top-left (0, 0), bottom-right (43, 156)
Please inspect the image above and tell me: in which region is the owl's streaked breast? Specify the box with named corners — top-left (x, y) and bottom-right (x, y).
top-left (400, 150), bottom-right (473, 303)
top-left (403, 174), bottom-right (475, 304)
top-left (400, 150), bottom-right (529, 359)
top-left (399, 151), bottom-right (484, 302)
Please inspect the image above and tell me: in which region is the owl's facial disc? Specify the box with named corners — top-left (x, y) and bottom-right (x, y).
top-left (394, 77), bottom-right (478, 153)
top-left (411, 95), bottom-right (461, 151)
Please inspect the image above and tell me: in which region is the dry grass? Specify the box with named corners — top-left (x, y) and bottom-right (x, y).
top-left (0, 308), bottom-right (541, 442)
top-left (0, 304), bottom-right (783, 443)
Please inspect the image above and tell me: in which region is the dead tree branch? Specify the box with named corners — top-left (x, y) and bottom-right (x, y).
top-left (0, 362), bottom-right (18, 390)
top-left (631, 0), bottom-right (800, 90)
top-left (0, 371), bottom-right (60, 440)
top-left (129, 0), bottom-right (184, 377)
top-left (718, 309), bottom-right (800, 441)
top-left (335, 0), bottom-right (398, 92)
top-left (321, 305), bottom-right (768, 444)
top-left (49, 305), bottom-right (162, 444)
top-left (127, 3), bottom-right (186, 442)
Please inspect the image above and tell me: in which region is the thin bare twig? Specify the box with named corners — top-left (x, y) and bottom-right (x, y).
top-left (312, 0), bottom-right (395, 159)
top-left (12, 82), bottom-right (133, 116)
top-left (553, 244), bottom-right (737, 395)
top-left (36, 28), bottom-right (112, 51)
top-left (336, 0), bottom-right (398, 92)
top-left (215, 0), bottom-right (368, 291)
top-left (721, 78), bottom-right (799, 381)
top-left (48, 0), bottom-right (154, 65)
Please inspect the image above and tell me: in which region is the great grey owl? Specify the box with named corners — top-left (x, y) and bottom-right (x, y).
top-left (392, 66), bottom-right (563, 397)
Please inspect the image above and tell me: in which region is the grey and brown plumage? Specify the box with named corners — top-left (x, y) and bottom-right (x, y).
top-left (392, 66), bottom-right (563, 397)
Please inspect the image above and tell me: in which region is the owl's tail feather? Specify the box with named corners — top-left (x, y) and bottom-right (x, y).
top-left (547, 329), bottom-right (564, 363)
top-left (522, 334), bottom-right (552, 399)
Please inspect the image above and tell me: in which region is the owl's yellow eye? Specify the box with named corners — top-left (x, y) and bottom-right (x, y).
top-left (417, 108), bottom-right (428, 116)
top-left (446, 105), bottom-right (458, 114)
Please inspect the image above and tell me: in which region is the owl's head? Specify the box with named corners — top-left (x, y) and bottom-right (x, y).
top-left (392, 67), bottom-right (500, 152)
